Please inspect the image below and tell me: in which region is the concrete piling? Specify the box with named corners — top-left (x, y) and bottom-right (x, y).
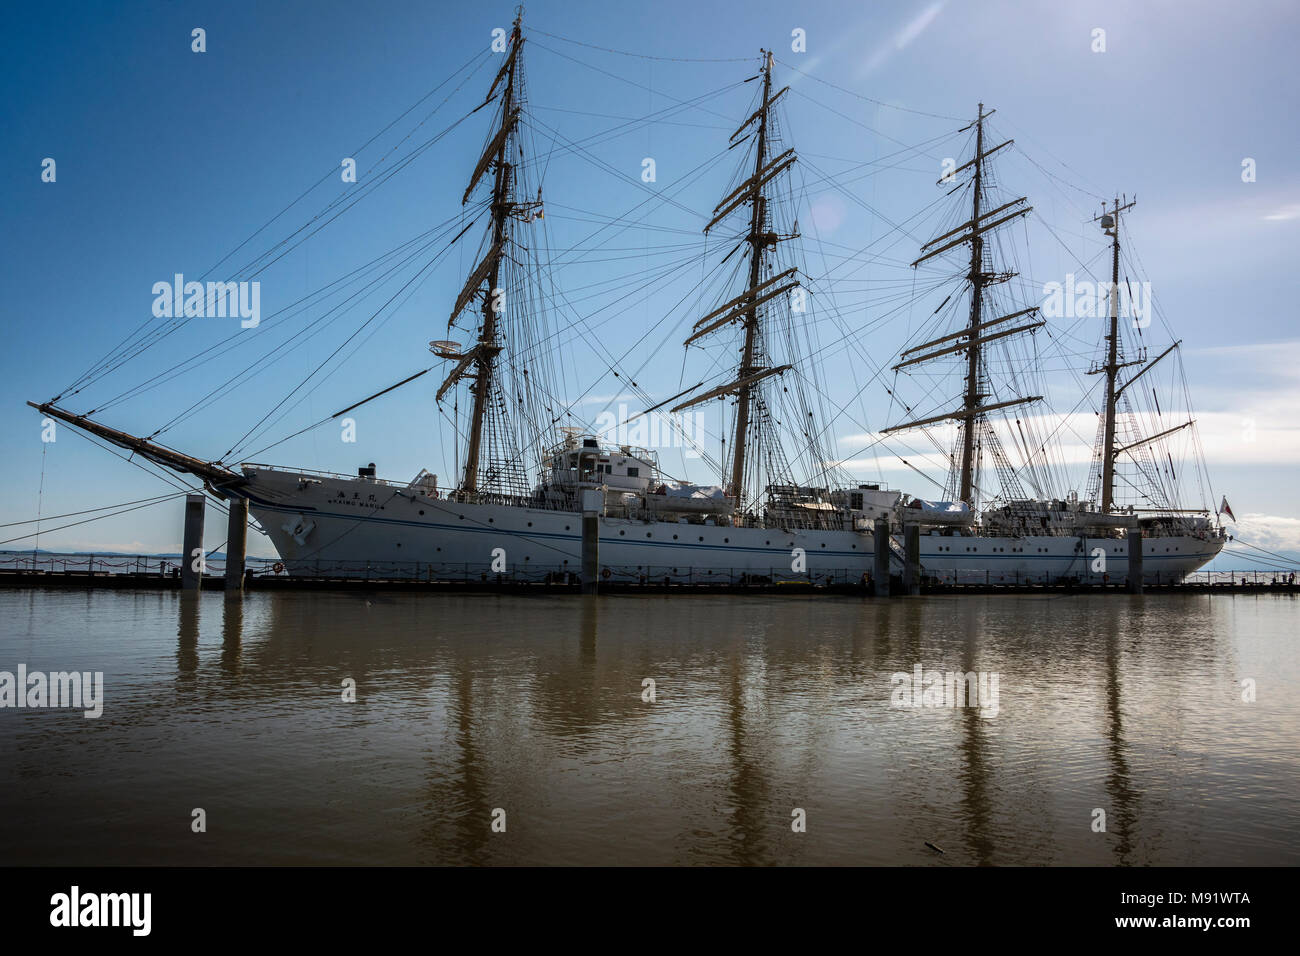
top-left (581, 489), bottom-right (603, 595)
top-left (903, 523), bottom-right (921, 595)
top-left (1128, 525), bottom-right (1144, 594)
top-left (224, 496), bottom-right (249, 592)
top-left (873, 517), bottom-right (890, 597)
top-left (181, 493), bottom-right (206, 591)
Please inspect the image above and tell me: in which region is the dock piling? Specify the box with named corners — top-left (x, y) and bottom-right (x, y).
top-left (903, 523), bottom-right (921, 595)
top-left (181, 493), bottom-right (206, 591)
top-left (1128, 525), bottom-right (1144, 594)
top-left (224, 496), bottom-right (248, 592)
top-left (873, 517), bottom-right (890, 597)
top-left (581, 489), bottom-right (603, 595)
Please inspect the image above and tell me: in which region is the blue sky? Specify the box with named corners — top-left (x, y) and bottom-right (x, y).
top-left (2, 0), bottom-right (1298, 563)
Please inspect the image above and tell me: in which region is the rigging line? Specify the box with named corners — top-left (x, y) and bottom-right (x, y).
top-left (535, 260), bottom-right (730, 470)
top-left (528, 77), bottom-right (747, 152)
top-left (1230, 537), bottom-right (1300, 567)
top-left (772, 56), bottom-right (964, 121)
top-left (531, 104), bottom-right (731, 131)
top-left (70, 83), bottom-right (492, 406)
top-left (794, 130), bottom-right (960, 192)
top-left (148, 219), bottom-right (470, 438)
top-left (229, 234), bottom-right (460, 462)
top-left (524, 113), bottom-right (724, 221)
top-left (52, 428), bottom-right (266, 541)
top-left (529, 40), bottom-right (744, 126)
top-left (215, 98), bottom-right (485, 285)
top-left (64, 113), bottom-right (485, 408)
top-left (1218, 548), bottom-right (1299, 571)
top-left (529, 26), bottom-right (754, 62)
top-left (800, 155), bottom-right (932, 247)
top-left (0, 496), bottom-right (193, 549)
top-left (209, 46), bottom-right (492, 283)
top-left (1001, 122), bottom-right (1108, 201)
top-left (57, 48), bottom-right (493, 401)
top-left (33, 443), bottom-right (47, 555)
top-left (805, 192), bottom-right (953, 285)
top-left (0, 492), bottom-right (188, 529)
top-left (784, 86), bottom-right (951, 161)
top-left (222, 243), bottom-right (447, 460)
top-left (96, 215), bottom-right (478, 418)
top-left (484, 144), bottom-right (738, 376)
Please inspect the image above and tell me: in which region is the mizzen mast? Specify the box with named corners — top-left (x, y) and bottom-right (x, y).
top-left (1094, 197), bottom-right (1137, 514)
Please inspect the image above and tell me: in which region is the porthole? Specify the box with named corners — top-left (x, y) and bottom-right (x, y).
top-left (419, 510), bottom-right (425, 516)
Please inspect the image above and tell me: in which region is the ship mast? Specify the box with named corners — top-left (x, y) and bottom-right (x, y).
top-left (957, 104), bottom-right (989, 505)
top-left (671, 51), bottom-right (799, 511)
top-left (444, 14), bottom-right (524, 495)
top-left (1095, 197), bottom-right (1136, 514)
top-left (886, 104), bottom-right (1042, 509)
top-left (728, 53), bottom-right (773, 507)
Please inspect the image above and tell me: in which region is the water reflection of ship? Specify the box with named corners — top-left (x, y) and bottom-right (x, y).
top-left (163, 593), bottom-right (1219, 864)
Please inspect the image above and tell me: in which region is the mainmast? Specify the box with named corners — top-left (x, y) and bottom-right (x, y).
top-left (441, 13), bottom-right (525, 495)
top-left (728, 52), bottom-right (773, 507)
top-left (886, 104), bottom-right (1041, 509)
top-left (672, 50), bottom-right (799, 511)
top-left (1095, 197), bottom-right (1136, 514)
top-left (957, 105), bottom-right (988, 505)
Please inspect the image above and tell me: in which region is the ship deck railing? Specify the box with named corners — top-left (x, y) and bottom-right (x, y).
top-left (242, 461), bottom-right (417, 490)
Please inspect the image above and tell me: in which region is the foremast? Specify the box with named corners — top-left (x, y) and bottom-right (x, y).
top-left (672, 51), bottom-right (799, 512)
top-left (439, 12), bottom-right (538, 496)
top-left (887, 104), bottom-right (1042, 510)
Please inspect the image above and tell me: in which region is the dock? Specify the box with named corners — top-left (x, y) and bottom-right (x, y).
top-left (1, 558), bottom-right (1295, 596)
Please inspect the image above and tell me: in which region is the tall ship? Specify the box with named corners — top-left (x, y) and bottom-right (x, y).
top-left (31, 15), bottom-right (1225, 586)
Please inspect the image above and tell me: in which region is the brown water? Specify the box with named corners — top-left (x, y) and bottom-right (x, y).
top-left (0, 589), bottom-right (1296, 865)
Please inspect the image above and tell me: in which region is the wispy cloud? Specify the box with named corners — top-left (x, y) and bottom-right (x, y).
top-left (1263, 202), bottom-right (1300, 222)
top-left (860, 1), bottom-right (946, 75)
top-left (1231, 513), bottom-right (1300, 554)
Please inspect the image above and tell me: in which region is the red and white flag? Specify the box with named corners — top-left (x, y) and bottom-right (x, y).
top-left (1220, 496), bottom-right (1236, 521)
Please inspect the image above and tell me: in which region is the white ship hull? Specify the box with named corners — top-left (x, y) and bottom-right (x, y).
top-left (242, 467), bottom-right (1223, 585)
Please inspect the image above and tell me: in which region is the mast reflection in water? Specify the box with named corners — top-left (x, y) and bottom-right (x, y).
top-left (0, 590), bottom-right (1296, 866)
